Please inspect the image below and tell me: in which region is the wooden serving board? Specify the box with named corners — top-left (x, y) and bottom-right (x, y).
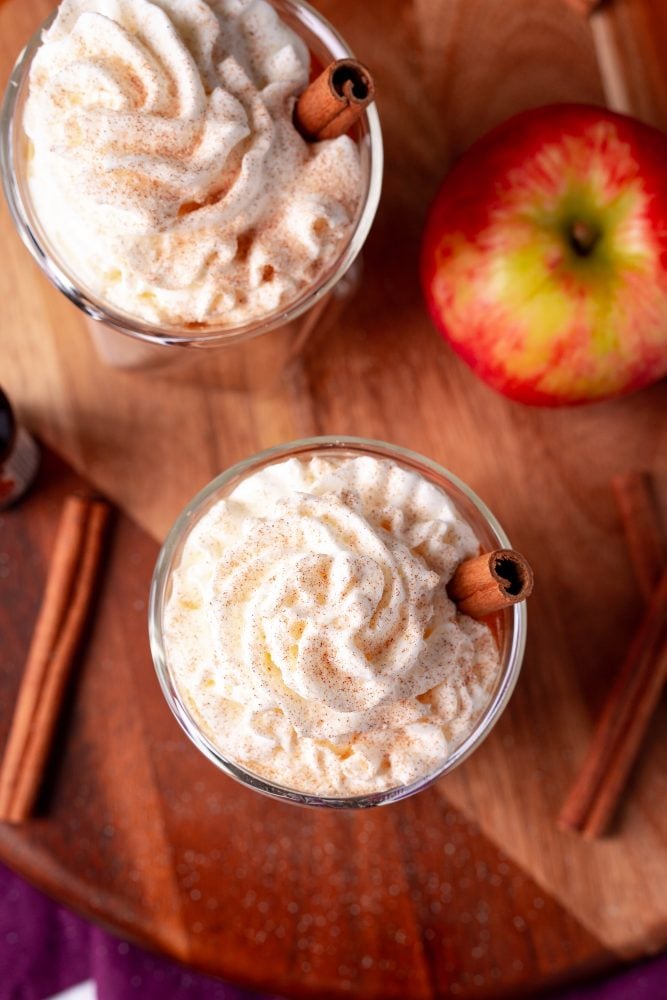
top-left (1, 0), bottom-right (667, 996)
top-left (0, 447), bottom-right (615, 999)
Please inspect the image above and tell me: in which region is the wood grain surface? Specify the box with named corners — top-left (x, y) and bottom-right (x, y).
top-left (590, 0), bottom-right (667, 127)
top-left (0, 450), bottom-right (614, 999)
top-left (1, 0), bottom-right (667, 995)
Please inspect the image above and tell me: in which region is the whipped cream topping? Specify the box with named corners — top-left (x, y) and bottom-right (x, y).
top-left (162, 456), bottom-right (501, 796)
top-left (23, 0), bottom-right (363, 326)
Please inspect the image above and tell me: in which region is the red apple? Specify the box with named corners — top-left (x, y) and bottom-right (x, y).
top-left (421, 104), bottom-right (667, 405)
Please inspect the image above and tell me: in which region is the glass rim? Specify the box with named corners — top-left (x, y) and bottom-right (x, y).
top-left (148, 436), bottom-right (527, 809)
top-left (0, 0), bottom-right (383, 347)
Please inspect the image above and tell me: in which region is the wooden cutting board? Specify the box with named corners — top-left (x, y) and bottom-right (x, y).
top-left (0, 446), bottom-right (616, 999)
top-left (2, 0), bottom-right (667, 996)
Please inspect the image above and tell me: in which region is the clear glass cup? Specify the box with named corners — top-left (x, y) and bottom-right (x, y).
top-left (149, 437), bottom-right (527, 808)
top-left (0, 1), bottom-right (383, 385)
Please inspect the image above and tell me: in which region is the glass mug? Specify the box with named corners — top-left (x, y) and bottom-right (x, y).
top-left (149, 437), bottom-right (527, 808)
top-left (0, 1), bottom-right (383, 386)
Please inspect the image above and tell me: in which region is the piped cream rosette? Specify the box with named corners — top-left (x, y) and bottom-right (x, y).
top-left (163, 457), bottom-right (500, 796)
top-left (24, 0), bottom-right (363, 325)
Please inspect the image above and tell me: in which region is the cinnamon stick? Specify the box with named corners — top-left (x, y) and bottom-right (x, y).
top-left (294, 59), bottom-right (375, 142)
top-left (0, 495), bottom-right (111, 823)
top-left (447, 549), bottom-right (534, 619)
top-left (612, 472), bottom-right (666, 602)
top-left (558, 568), bottom-right (667, 838)
top-left (558, 472), bottom-right (666, 837)
top-left (0, 495), bottom-right (90, 817)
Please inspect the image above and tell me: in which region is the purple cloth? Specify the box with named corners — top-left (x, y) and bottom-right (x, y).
top-left (549, 957), bottom-right (667, 1000)
top-left (0, 864), bottom-right (281, 1000)
top-left (1, 861), bottom-right (665, 1000)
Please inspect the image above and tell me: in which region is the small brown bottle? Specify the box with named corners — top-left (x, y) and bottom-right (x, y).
top-left (0, 387), bottom-right (40, 509)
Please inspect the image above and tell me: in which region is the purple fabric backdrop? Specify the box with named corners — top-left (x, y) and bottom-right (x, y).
top-left (1, 861), bottom-right (665, 1000)
top-left (0, 864), bottom-right (281, 1000)
top-left (548, 957), bottom-right (667, 1000)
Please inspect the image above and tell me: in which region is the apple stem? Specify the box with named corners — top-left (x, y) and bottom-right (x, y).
top-left (569, 220), bottom-right (600, 257)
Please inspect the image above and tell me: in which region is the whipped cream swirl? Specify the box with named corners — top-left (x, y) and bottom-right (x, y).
top-left (24, 0), bottom-right (363, 325)
top-left (163, 456), bottom-right (501, 796)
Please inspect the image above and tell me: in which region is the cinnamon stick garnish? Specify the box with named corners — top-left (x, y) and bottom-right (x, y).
top-left (294, 59), bottom-right (375, 142)
top-left (612, 471), bottom-right (666, 602)
top-left (0, 494), bottom-right (111, 823)
top-left (447, 549), bottom-right (534, 619)
top-left (558, 568), bottom-right (667, 838)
